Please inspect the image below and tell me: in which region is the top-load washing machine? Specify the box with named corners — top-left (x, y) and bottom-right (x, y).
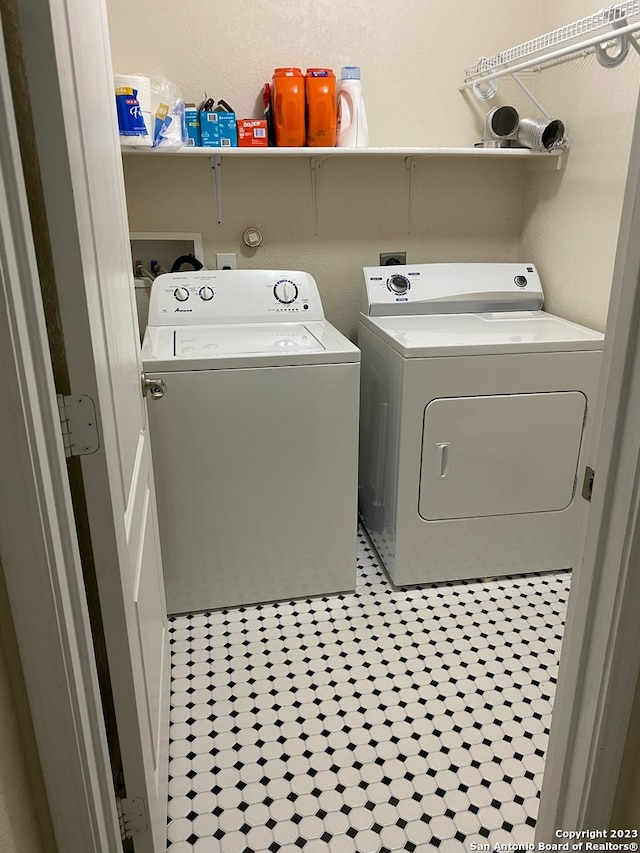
top-left (358, 262), bottom-right (604, 585)
top-left (142, 269), bottom-right (360, 614)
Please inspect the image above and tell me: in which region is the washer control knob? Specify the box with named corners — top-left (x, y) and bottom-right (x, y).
top-left (387, 274), bottom-right (410, 295)
top-left (199, 286), bottom-right (214, 301)
top-left (273, 279), bottom-right (299, 304)
top-left (514, 275), bottom-right (528, 288)
top-left (174, 286), bottom-right (190, 302)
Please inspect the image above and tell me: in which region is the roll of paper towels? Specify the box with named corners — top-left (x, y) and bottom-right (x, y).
top-left (114, 74), bottom-right (152, 147)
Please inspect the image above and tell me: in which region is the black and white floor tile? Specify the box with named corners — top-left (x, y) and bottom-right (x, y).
top-left (166, 528), bottom-right (570, 852)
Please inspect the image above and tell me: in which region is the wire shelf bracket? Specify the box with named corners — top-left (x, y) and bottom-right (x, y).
top-left (461, 3), bottom-right (640, 113)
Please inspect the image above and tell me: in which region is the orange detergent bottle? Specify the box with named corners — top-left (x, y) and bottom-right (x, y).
top-left (305, 68), bottom-right (336, 147)
top-left (272, 67), bottom-right (305, 147)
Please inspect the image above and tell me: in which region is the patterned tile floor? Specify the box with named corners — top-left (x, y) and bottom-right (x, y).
top-left (166, 527), bottom-right (570, 852)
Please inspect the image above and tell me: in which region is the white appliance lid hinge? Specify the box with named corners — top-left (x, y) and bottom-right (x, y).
top-left (116, 796), bottom-right (148, 840)
top-left (56, 394), bottom-right (100, 458)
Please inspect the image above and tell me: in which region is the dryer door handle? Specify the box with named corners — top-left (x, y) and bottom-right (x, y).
top-left (435, 442), bottom-right (452, 479)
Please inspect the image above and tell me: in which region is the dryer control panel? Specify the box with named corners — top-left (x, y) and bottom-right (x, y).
top-left (362, 263), bottom-right (544, 316)
top-left (148, 270), bottom-right (326, 326)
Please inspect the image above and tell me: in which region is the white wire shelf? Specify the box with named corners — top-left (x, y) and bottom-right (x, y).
top-left (461, 1), bottom-right (640, 106)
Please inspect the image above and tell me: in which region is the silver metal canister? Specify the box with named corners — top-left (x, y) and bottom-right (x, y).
top-left (482, 106), bottom-right (520, 147)
top-left (517, 117), bottom-right (566, 151)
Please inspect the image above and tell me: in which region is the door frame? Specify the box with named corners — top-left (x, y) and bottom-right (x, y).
top-left (0, 20), bottom-right (121, 853)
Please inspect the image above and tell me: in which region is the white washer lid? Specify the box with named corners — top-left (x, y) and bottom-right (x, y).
top-left (142, 320), bottom-right (360, 370)
top-left (174, 324), bottom-right (324, 357)
top-left (361, 310), bottom-right (604, 356)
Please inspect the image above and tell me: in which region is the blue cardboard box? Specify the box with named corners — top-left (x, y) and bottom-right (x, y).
top-left (184, 106), bottom-right (201, 147)
top-left (200, 111), bottom-right (238, 147)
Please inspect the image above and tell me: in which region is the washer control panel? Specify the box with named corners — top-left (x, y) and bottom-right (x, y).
top-left (173, 286), bottom-right (190, 302)
top-left (387, 274), bottom-right (410, 295)
top-left (362, 263), bottom-right (544, 317)
top-left (273, 278), bottom-right (299, 304)
top-left (148, 269), bottom-right (325, 326)
top-left (199, 285), bottom-right (215, 301)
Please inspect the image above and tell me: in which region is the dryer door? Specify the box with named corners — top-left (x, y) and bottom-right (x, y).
top-left (419, 391), bottom-right (587, 520)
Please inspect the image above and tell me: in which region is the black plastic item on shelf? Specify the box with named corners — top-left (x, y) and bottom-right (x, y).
top-left (170, 254), bottom-right (204, 272)
top-left (214, 99), bottom-right (235, 113)
top-left (197, 96), bottom-right (236, 113)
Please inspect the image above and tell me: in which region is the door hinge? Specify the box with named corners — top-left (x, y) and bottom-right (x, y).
top-left (582, 465), bottom-right (595, 502)
top-left (116, 796), bottom-right (148, 840)
top-left (56, 394), bottom-right (100, 458)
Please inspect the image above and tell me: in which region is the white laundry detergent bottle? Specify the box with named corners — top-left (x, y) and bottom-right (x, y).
top-left (336, 66), bottom-right (369, 147)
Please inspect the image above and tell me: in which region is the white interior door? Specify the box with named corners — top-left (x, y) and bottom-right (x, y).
top-left (0, 27), bottom-right (122, 853)
top-left (13, 0), bottom-right (169, 850)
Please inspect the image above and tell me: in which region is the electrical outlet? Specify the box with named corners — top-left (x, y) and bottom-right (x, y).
top-left (380, 252), bottom-right (406, 266)
top-left (216, 252), bottom-right (237, 270)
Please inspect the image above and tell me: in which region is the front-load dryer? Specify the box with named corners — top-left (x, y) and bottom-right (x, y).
top-left (358, 263), bottom-right (604, 585)
top-left (142, 269), bottom-right (360, 614)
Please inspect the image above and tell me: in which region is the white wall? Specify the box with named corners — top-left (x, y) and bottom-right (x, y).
top-left (109, 0), bottom-right (545, 340)
top-left (519, 0), bottom-right (640, 331)
top-left (612, 670), bottom-right (640, 826)
top-left (123, 154), bottom-right (527, 340)
top-left (0, 643), bottom-right (40, 853)
top-left (107, 0), bottom-right (543, 147)
top-left (108, 1), bottom-right (640, 338)
top-left (0, 568), bottom-right (56, 853)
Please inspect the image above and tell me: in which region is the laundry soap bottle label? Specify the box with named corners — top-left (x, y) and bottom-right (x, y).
top-left (115, 86), bottom-right (148, 137)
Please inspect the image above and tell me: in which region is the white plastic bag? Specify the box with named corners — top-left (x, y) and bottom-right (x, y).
top-left (149, 77), bottom-right (187, 149)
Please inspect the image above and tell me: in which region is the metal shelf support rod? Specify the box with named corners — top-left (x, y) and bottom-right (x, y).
top-left (210, 154), bottom-right (222, 226)
top-left (460, 20), bottom-right (640, 92)
top-left (511, 73), bottom-right (550, 118)
top-left (310, 156), bottom-right (329, 236)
